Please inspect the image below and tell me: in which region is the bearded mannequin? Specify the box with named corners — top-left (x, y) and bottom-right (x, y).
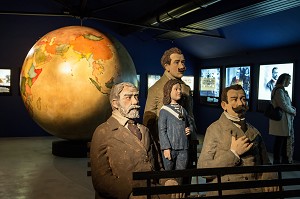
top-left (90, 82), bottom-right (180, 199)
top-left (90, 82), bottom-right (155, 199)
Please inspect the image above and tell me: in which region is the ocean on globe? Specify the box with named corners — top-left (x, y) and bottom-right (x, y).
top-left (20, 26), bottom-right (138, 140)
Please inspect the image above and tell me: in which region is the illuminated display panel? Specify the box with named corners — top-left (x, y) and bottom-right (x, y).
top-left (147, 74), bottom-right (161, 89)
top-left (199, 67), bottom-right (221, 106)
top-left (225, 65), bottom-right (251, 100)
top-left (182, 75), bottom-right (194, 95)
top-left (0, 69), bottom-right (11, 95)
top-left (257, 62), bottom-right (294, 112)
top-left (258, 63), bottom-right (294, 100)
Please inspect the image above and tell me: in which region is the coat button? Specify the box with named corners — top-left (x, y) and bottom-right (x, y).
top-left (245, 177), bottom-right (248, 180)
top-left (144, 155), bottom-right (149, 162)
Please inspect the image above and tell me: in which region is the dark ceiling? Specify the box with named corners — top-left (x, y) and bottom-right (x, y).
top-left (1, 0), bottom-right (300, 59)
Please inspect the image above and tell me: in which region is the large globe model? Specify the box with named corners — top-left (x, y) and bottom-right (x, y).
top-left (20, 26), bottom-right (137, 140)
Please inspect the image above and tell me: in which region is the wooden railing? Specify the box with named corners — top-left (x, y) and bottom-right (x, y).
top-left (133, 164), bottom-right (300, 199)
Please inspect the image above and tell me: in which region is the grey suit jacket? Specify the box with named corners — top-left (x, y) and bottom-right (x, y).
top-left (90, 116), bottom-right (158, 199)
top-left (198, 113), bottom-right (274, 195)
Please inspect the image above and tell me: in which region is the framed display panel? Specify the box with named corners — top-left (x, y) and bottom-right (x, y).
top-left (199, 67), bottom-right (221, 106)
top-left (225, 65), bottom-right (251, 100)
top-left (147, 74), bottom-right (161, 89)
top-left (136, 74), bottom-right (140, 89)
top-left (0, 68), bottom-right (12, 95)
top-left (257, 62), bottom-right (294, 112)
top-left (182, 75), bottom-right (194, 95)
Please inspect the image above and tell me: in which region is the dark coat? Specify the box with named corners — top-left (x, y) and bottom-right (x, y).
top-left (90, 116), bottom-right (158, 199)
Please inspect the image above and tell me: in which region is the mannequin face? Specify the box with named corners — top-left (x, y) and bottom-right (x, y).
top-left (164, 53), bottom-right (186, 79)
top-left (170, 83), bottom-right (182, 104)
top-left (221, 89), bottom-right (248, 118)
top-left (113, 85), bottom-right (140, 119)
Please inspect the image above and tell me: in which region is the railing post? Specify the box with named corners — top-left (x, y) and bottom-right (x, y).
top-left (217, 174), bottom-right (222, 197)
top-left (147, 178), bottom-right (151, 199)
top-left (277, 169), bottom-right (283, 199)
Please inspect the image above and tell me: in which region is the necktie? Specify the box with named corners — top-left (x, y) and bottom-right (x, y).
top-left (127, 120), bottom-right (142, 140)
top-left (233, 120), bottom-right (247, 132)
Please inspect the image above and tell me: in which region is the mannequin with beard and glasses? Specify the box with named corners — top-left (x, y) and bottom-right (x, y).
top-left (198, 84), bottom-right (278, 196)
top-left (90, 82), bottom-right (181, 199)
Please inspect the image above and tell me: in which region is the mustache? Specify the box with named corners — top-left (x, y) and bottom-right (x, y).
top-left (127, 105), bottom-right (140, 113)
top-left (178, 67), bottom-right (186, 73)
top-left (232, 105), bottom-right (248, 113)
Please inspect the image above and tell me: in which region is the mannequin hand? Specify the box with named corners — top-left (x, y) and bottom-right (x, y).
top-left (231, 136), bottom-right (253, 156)
top-left (164, 149), bottom-right (171, 160)
top-left (185, 127), bottom-right (191, 136)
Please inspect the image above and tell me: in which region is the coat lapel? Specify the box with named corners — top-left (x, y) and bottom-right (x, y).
top-left (107, 117), bottom-right (148, 151)
top-left (219, 113), bottom-right (259, 140)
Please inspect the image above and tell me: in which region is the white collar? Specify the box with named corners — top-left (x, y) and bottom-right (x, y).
top-left (223, 111), bottom-right (245, 122)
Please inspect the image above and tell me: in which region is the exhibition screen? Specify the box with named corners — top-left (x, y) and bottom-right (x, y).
top-left (182, 75), bottom-right (194, 95)
top-left (199, 67), bottom-right (221, 105)
top-left (257, 62), bottom-right (294, 112)
top-left (225, 66), bottom-right (251, 99)
top-left (258, 63), bottom-right (294, 101)
top-left (0, 69), bottom-right (11, 95)
top-left (147, 74), bottom-right (160, 89)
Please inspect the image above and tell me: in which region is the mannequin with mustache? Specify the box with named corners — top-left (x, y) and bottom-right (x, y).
top-left (198, 84), bottom-right (278, 196)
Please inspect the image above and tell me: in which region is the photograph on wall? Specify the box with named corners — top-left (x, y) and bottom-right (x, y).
top-left (147, 74), bottom-right (161, 89)
top-left (199, 68), bottom-right (220, 98)
top-left (225, 66), bottom-right (251, 99)
top-left (258, 63), bottom-right (294, 101)
top-left (0, 69), bottom-right (11, 95)
top-left (181, 75), bottom-right (194, 95)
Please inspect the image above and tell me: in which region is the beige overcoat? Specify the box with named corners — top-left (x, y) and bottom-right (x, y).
top-left (269, 85), bottom-right (295, 137)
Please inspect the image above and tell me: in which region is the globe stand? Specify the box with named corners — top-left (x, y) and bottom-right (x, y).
top-left (52, 140), bottom-right (89, 158)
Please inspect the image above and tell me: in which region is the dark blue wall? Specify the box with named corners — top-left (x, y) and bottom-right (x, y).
top-left (193, 45), bottom-right (300, 161)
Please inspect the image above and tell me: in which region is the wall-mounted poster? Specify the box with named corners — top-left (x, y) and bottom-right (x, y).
top-left (182, 75), bottom-right (194, 95)
top-left (225, 65), bottom-right (251, 99)
top-left (258, 63), bottom-right (294, 101)
top-left (257, 62), bottom-right (294, 112)
top-left (199, 67), bottom-right (221, 106)
top-left (147, 74), bottom-right (161, 89)
top-left (0, 69), bottom-right (11, 95)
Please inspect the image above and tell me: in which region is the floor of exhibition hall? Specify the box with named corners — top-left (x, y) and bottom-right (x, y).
top-left (0, 135), bottom-right (299, 199)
